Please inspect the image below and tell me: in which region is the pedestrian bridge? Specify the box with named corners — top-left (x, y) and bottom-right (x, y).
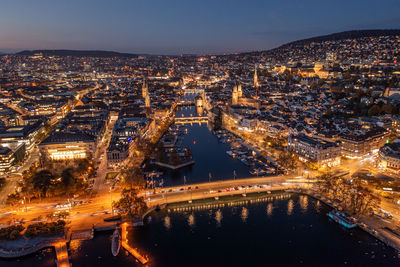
top-left (174, 116), bottom-right (208, 124)
top-left (183, 89), bottom-right (205, 95)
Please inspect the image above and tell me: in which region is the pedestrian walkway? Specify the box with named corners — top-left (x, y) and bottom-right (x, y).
top-left (121, 223), bottom-right (148, 265)
top-left (54, 242), bottom-right (70, 267)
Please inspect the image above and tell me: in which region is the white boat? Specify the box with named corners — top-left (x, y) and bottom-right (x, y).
top-left (111, 228), bottom-right (121, 256)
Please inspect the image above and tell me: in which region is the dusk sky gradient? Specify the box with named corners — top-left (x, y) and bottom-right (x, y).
top-left (1, 0), bottom-right (400, 54)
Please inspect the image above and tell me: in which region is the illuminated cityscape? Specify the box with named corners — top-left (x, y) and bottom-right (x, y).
top-left (0, 1), bottom-right (400, 266)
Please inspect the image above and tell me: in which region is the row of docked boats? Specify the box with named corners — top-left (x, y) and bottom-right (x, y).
top-left (169, 124), bottom-right (188, 136)
top-left (215, 130), bottom-right (277, 176)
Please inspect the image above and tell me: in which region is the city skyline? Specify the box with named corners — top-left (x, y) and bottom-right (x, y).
top-left (1, 1), bottom-right (400, 266)
top-left (1, 0), bottom-right (400, 54)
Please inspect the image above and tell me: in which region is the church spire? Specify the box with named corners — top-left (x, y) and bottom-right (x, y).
top-left (237, 82), bottom-right (243, 98)
top-left (253, 64), bottom-right (259, 88)
top-left (253, 64), bottom-right (259, 99)
top-left (145, 90), bottom-right (151, 108)
top-left (232, 83), bottom-right (238, 105)
top-left (142, 78), bottom-right (148, 98)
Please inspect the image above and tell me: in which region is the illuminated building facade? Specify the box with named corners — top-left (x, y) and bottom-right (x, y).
top-left (288, 134), bottom-right (342, 167)
top-left (0, 143), bottom-right (25, 174)
top-left (39, 132), bottom-right (95, 161)
top-left (340, 127), bottom-right (388, 157)
top-left (0, 120), bottom-right (44, 151)
top-left (378, 141), bottom-right (400, 172)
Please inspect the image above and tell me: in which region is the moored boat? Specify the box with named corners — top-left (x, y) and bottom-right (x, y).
top-left (328, 209), bottom-right (357, 229)
top-left (111, 228), bottom-right (121, 256)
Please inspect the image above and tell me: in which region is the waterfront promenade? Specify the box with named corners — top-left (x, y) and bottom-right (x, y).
top-left (54, 241), bottom-right (70, 267)
top-left (121, 223), bottom-right (149, 265)
top-left (299, 188), bottom-right (400, 253)
top-left (0, 235), bottom-right (71, 267)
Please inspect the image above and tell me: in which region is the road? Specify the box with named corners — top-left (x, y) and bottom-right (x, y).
top-left (144, 176), bottom-right (293, 206)
top-left (0, 176), bottom-right (294, 231)
top-left (91, 117), bottom-right (118, 195)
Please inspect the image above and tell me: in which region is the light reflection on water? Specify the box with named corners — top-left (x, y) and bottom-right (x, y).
top-left (187, 213), bottom-right (195, 227)
top-left (164, 215), bottom-right (171, 230)
top-left (299, 195), bottom-right (309, 212)
top-left (215, 209), bottom-right (223, 227)
top-left (241, 207), bottom-right (249, 222)
top-left (267, 203), bottom-right (273, 216)
top-left (287, 199), bottom-right (294, 215)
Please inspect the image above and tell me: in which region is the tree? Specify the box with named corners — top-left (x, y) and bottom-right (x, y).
top-left (315, 174), bottom-right (379, 216)
top-left (381, 103), bottom-right (393, 114)
top-left (76, 159), bottom-right (91, 174)
top-left (368, 104), bottom-right (381, 116)
top-left (277, 150), bottom-right (298, 171)
top-left (6, 193), bottom-right (22, 206)
top-left (61, 168), bottom-right (76, 188)
top-left (113, 189), bottom-right (147, 219)
top-left (32, 170), bottom-right (54, 198)
top-left (122, 167), bottom-right (145, 189)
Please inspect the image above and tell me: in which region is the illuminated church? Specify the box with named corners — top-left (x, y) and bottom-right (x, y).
top-left (231, 81), bottom-right (260, 109)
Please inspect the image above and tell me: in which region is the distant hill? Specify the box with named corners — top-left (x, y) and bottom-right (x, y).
top-left (276, 29), bottom-right (400, 50)
top-left (16, 49), bottom-right (140, 58)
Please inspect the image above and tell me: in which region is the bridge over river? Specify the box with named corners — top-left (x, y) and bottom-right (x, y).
top-left (143, 176), bottom-right (311, 206)
top-left (174, 116), bottom-right (208, 124)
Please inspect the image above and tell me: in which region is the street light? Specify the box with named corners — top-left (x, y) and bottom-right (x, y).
top-left (110, 187), bottom-right (113, 215)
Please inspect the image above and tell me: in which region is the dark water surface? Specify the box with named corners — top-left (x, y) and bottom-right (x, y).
top-left (72, 193), bottom-right (398, 267)
top-left (158, 106), bottom-right (255, 186)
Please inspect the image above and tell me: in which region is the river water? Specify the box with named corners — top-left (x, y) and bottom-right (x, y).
top-left (0, 105), bottom-right (399, 266)
top-left (155, 105), bottom-right (255, 186)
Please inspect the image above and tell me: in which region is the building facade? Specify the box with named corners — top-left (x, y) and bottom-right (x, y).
top-left (378, 142), bottom-right (400, 172)
top-left (340, 127), bottom-right (388, 157)
top-left (39, 132), bottom-right (95, 161)
top-left (288, 134), bottom-right (342, 167)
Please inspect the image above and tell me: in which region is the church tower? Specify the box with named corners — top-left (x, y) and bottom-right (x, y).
top-left (253, 64), bottom-right (259, 88)
top-left (237, 83), bottom-right (243, 98)
top-left (145, 90), bottom-right (151, 108)
top-left (142, 79), bottom-right (148, 98)
top-left (232, 84), bottom-right (238, 105)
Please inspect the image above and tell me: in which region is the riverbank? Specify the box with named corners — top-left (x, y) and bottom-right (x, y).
top-left (297, 188), bottom-right (400, 253)
top-left (1, 185), bottom-right (399, 265)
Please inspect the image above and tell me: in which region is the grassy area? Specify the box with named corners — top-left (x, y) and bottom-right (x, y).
top-left (105, 172), bottom-right (119, 180)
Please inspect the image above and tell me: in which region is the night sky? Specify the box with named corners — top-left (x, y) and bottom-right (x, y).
top-left (1, 0), bottom-right (400, 55)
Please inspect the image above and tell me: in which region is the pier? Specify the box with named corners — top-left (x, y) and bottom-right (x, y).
top-left (54, 241), bottom-right (70, 267)
top-left (154, 160), bottom-right (195, 170)
top-left (121, 223), bottom-right (149, 265)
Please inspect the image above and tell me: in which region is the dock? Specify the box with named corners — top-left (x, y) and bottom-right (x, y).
top-left (54, 241), bottom-right (70, 267)
top-left (71, 229), bottom-right (94, 240)
top-left (120, 223), bottom-right (149, 265)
